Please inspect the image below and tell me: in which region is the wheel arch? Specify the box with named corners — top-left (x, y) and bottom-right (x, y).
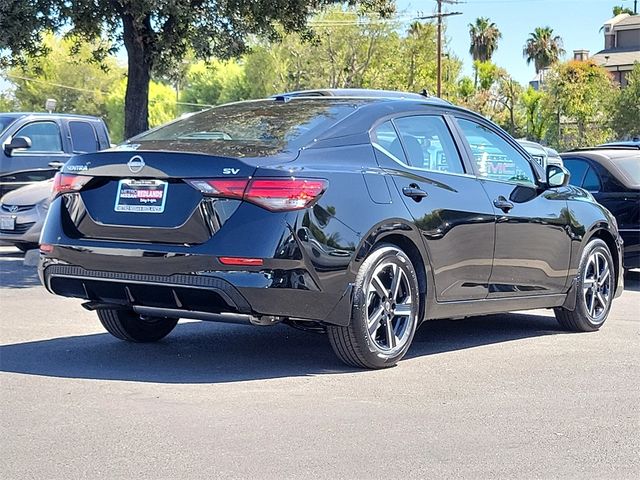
top-left (586, 227), bottom-right (621, 293)
top-left (353, 220), bottom-right (432, 323)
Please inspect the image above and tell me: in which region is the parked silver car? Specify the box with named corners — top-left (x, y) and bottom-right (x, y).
top-left (0, 179), bottom-right (52, 251)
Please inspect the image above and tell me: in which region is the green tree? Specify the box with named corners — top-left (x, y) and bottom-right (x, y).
top-left (5, 34), bottom-right (123, 116)
top-left (468, 17), bottom-right (501, 62)
top-left (544, 60), bottom-right (616, 149)
top-left (474, 60), bottom-right (501, 91)
top-left (523, 27), bottom-right (565, 74)
top-left (611, 63), bottom-right (640, 139)
top-left (1, 0), bottom-right (394, 139)
top-left (495, 73), bottom-right (523, 136)
top-left (520, 86), bottom-right (548, 142)
top-left (105, 79), bottom-right (178, 143)
top-left (613, 6), bottom-right (635, 15)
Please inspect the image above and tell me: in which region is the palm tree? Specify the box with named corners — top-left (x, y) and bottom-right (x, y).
top-left (468, 17), bottom-right (502, 62)
top-left (523, 27), bottom-right (566, 74)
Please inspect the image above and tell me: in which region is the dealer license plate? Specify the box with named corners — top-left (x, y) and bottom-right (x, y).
top-left (114, 179), bottom-right (168, 213)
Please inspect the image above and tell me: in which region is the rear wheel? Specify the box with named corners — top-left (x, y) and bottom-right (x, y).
top-left (328, 245), bottom-right (420, 369)
top-left (555, 239), bottom-right (614, 332)
top-left (97, 308), bottom-right (178, 342)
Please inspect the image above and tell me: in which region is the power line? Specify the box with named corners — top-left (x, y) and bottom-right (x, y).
top-left (416, 1), bottom-right (463, 98)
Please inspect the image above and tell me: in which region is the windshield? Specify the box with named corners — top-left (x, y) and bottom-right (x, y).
top-left (614, 156), bottom-right (640, 184)
top-left (133, 99), bottom-right (366, 157)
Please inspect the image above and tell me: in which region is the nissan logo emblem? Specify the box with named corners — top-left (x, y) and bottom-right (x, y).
top-left (127, 155), bottom-right (145, 173)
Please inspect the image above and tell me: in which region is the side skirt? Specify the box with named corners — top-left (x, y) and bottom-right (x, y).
top-left (425, 293), bottom-right (567, 320)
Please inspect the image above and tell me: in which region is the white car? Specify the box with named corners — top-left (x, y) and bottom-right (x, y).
top-left (517, 139), bottom-right (563, 170)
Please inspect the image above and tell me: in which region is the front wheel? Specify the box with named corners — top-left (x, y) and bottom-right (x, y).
top-left (555, 239), bottom-right (615, 332)
top-left (328, 245), bottom-right (420, 369)
top-left (97, 308), bottom-right (178, 342)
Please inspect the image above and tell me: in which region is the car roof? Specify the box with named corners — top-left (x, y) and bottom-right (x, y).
top-left (561, 149), bottom-right (640, 189)
top-left (271, 88), bottom-right (451, 105)
top-left (0, 112), bottom-right (103, 121)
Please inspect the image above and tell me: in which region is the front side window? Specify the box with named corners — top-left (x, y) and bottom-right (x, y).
top-left (582, 167), bottom-right (602, 192)
top-left (563, 158), bottom-right (589, 186)
top-left (457, 118), bottom-right (535, 185)
top-left (393, 116), bottom-right (465, 174)
top-left (14, 121), bottom-right (63, 153)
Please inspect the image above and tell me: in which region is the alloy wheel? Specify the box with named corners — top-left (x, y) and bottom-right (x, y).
top-left (582, 250), bottom-right (612, 322)
top-left (365, 260), bottom-right (416, 355)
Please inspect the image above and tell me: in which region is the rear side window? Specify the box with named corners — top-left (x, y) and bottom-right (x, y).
top-left (457, 118), bottom-right (535, 185)
top-left (135, 99), bottom-right (365, 157)
top-left (14, 121), bottom-right (62, 152)
top-left (393, 116), bottom-right (464, 174)
top-left (69, 121), bottom-right (99, 153)
top-left (372, 121), bottom-right (407, 162)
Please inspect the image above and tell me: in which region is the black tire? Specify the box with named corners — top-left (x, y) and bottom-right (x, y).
top-left (555, 239), bottom-right (615, 332)
top-left (328, 244), bottom-right (420, 369)
top-left (97, 308), bottom-right (178, 342)
top-left (15, 242), bottom-right (39, 252)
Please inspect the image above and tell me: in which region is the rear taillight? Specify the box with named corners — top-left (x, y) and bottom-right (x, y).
top-left (187, 178), bottom-right (328, 211)
top-left (51, 173), bottom-right (92, 199)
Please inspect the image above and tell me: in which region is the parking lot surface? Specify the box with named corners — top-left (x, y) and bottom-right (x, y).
top-left (1, 246), bottom-right (639, 479)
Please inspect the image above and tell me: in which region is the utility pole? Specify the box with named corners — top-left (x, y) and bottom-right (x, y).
top-left (635, 0), bottom-right (638, 14)
top-left (417, 1), bottom-right (462, 98)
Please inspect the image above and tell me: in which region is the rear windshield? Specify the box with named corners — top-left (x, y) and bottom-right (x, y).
top-left (133, 99), bottom-right (365, 157)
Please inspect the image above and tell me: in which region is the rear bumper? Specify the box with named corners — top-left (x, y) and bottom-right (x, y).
top-left (39, 258), bottom-right (353, 327)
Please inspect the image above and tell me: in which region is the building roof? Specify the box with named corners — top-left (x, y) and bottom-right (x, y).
top-left (616, 15), bottom-right (640, 28)
top-left (591, 48), bottom-right (640, 68)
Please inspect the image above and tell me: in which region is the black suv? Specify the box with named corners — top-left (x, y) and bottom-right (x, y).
top-left (39, 91), bottom-right (624, 368)
top-left (0, 113), bottom-right (110, 195)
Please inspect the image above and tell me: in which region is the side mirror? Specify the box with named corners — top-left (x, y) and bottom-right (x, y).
top-left (4, 136), bottom-right (32, 156)
top-left (48, 161), bottom-right (65, 170)
top-left (547, 165), bottom-right (570, 188)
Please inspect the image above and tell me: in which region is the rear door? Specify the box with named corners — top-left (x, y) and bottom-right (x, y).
top-left (0, 119), bottom-right (71, 195)
top-left (454, 116), bottom-right (571, 297)
top-left (371, 114), bottom-right (495, 301)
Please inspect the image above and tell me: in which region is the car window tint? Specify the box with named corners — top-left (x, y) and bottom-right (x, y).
top-left (135, 99), bottom-right (368, 156)
top-left (583, 167), bottom-right (601, 192)
top-left (14, 121), bottom-right (62, 152)
top-left (69, 121), bottom-right (99, 153)
top-left (393, 116), bottom-right (464, 174)
top-left (563, 158), bottom-right (589, 186)
top-left (371, 120), bottom-right (407, 163)
top-left (457, 118), bottom-right (535, 185)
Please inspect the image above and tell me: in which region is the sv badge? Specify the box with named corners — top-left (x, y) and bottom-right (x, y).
top-left (223, 168), bottom-right (240, 175)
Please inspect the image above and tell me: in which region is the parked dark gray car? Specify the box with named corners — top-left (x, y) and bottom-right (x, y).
top-left (0, 113), bottom-right (110, 195)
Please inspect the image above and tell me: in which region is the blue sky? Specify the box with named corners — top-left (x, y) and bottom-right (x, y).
top-left (397, 0), bottom-right (633, 84)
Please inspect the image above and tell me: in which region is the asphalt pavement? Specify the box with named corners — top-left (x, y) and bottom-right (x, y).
top-left (1, 246), bottom-right (638, 479)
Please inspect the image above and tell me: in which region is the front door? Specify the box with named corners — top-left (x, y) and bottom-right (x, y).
top-left (371, 114), bottom-right (495, 301)
top-left (455, 117), bottom-right (572, 297)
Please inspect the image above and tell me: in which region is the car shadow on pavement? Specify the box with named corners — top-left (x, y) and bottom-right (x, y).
top-left (0, 312), bottom-right (564, 384)
top-left (0, 250), bottom-right (41, 288)
top-left (623, 270), bottom-right (640, 292)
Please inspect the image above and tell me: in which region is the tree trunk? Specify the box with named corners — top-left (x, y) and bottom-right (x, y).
top-left (122, 14), bottom-right (151, 140)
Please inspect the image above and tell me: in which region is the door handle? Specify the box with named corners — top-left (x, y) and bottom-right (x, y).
top-left (493, 196), bottom-right (514, 213)
top-left (402, 185), bottom-right (428, 201)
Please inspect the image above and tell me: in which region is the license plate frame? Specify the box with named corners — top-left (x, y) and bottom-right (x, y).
top-left (0, 215), bottom-right (16, 230)
top-left (114, 179), bottom-right (168, 214)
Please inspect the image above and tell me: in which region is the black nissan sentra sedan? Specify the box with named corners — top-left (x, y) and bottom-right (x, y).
top-left (38, 90), bottom-right (624, 369)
